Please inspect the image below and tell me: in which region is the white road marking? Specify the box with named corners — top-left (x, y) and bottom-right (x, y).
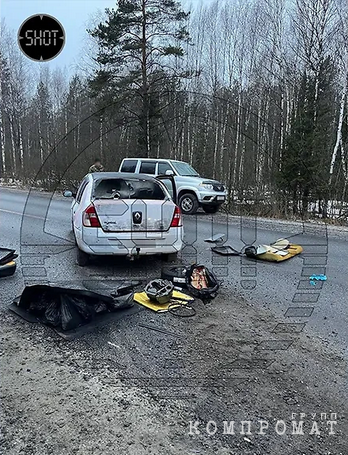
top-left (0, 208), bottom-right (46, 220)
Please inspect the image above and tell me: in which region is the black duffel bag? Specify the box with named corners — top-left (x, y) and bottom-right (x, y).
top-left (185, 264), bottom-right (219, 301)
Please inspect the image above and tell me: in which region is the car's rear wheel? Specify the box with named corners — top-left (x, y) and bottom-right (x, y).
top-left (77, 247), bottom-right (89, 267)
top-left (72, 226), bottom-right (77, 245)
top-left (179, 193), bottom-right (199, 215)
top-left (203, 205), bottom-right (219, 214)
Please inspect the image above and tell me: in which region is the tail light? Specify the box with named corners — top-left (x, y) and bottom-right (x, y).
top-left (83, 204), bottom-right (101, 227)
top-left (170, 206), bottom-right (182, 227)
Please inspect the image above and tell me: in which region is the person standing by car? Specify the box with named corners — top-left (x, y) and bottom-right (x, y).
top-left (88, 158), bottom-right (104, 173)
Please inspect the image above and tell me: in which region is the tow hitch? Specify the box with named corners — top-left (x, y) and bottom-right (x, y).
top-left (127, 247), bottom-right (141, 261)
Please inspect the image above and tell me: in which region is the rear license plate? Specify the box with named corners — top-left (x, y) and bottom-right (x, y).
top-left (217, 196), bottom-right (225, 201)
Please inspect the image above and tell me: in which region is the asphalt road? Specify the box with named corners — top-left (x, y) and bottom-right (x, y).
top-left (1, 187), bottom-right (348, 454)
top-left (1, 187), bottom-right (347, 356)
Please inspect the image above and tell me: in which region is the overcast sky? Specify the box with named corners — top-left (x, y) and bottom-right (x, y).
top-left (1, 0), bottom-right (211, 74)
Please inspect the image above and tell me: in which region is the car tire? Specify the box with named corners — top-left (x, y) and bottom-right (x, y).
top-left (161, 265), bottom-right (187, 286)
top-left (162, 252), bottom-right (178, 262)
top-left (203, 205), bottom-right (219, 214)
top-left (76, 247), bottom-right (89, 267)
top-left (72, 226), bottom-right (77, 245)
top-left (179, 193), bottom-right (199, 215)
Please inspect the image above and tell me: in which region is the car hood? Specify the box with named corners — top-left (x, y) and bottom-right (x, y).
top-left (178, 176), bottom-right (224, 185)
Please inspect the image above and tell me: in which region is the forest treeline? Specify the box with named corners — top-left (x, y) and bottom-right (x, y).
top-left (0, 0), bottom-right (348, 220)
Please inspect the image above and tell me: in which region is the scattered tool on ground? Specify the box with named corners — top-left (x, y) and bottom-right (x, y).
top-left (204, 233), bottom-right (226, 244)
top-left (0, 247), bottom-right (18, 278)
top-left (168, 302), bottom-right (196, 317)
top-left (111, 280), bottom-right (142, 297)
top-left (205, 234), bottom-right (243, 256)
top-left (211, 245), bottom-right (242, 256)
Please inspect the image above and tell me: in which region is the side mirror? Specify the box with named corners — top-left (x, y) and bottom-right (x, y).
top-left (63, 190), bottom-right (73, 198)
top-left (165, 169), bottom-right (174, 176)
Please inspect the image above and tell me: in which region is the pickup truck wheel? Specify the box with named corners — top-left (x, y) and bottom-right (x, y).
top-left (76, 248), bottom-right (89, 266)
top-left (203, 205), bottom-right (219, 214)
top-left (179, 193), bottom-right (199, 215)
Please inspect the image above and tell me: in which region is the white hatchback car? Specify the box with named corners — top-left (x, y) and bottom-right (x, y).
top-left (64, 172), bottom-right (183, 266)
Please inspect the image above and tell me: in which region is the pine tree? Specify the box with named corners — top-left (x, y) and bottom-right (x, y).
top-left (278, 58), bottom-right (336, 216)
top-left (88, 0), bottom-right (191, 157)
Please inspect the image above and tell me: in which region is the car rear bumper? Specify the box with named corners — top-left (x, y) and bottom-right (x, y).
top-left (76, 227), bottom-right (183, 256)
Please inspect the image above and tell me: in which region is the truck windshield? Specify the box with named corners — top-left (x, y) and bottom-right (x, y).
top-left (171, 161), bottom-right (200, 177)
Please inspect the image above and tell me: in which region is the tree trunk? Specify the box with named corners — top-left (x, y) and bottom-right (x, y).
top-left (329, 84), bottom-right (347, 185)
top-left (141, 0), bottom-right (150, 158)
top-left (233, 91), bottom-right (242, 188)
top-left (0, 106), bottom-right (5, 175)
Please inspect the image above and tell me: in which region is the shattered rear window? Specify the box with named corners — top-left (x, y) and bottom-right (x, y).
top-left (93, 178), bottom-right (166, 200)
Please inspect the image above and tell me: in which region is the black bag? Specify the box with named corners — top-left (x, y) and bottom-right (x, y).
top-left (69, 296), bottom-right (96, 320)
top-left (185, 264), bottom-right (219, 301)
top-left (16, 284), bottom-right (132, 332)
top-left (60, 296), bottom-right (84, 331)
top-left (44, 301), bottom-right (61, 327)
top-left (244, 245), bottom-right (258, 258)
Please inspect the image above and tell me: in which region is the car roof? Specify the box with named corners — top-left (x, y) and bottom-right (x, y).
top-left (122, 158), bottom-right (169, 161)
top-left (88, 172), bottom-right (159, 181)
top-left (121, 158), bottom-right (185, 163)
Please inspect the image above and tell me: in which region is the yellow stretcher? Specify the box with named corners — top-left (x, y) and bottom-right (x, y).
top-left (247, 238), bottom-right (303, 262)
top-left (255, 244), bottom-right (303, 262)
top-left (133, 290), bottom-right (194, 312)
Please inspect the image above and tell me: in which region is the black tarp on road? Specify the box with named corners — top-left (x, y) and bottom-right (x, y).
top-left (11, 284), bottom-right (136, 332)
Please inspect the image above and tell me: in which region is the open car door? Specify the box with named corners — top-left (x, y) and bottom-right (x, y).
top-left (156, 175), bottom-right (177, 205)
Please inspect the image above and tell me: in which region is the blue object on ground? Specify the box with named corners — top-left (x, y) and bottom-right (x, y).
top-left (309, 274), bottom-right (327, 283)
